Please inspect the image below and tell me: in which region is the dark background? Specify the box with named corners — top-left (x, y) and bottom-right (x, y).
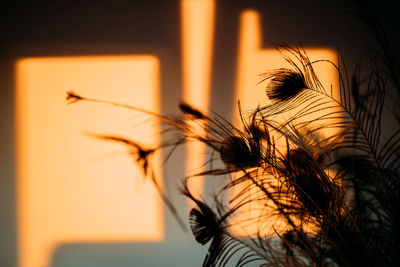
top-left (1, 0), bottom-right (398, 266)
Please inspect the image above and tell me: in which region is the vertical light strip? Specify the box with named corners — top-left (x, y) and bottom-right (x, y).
top-left (235, 9), bottom-right (298, 117)
top-left (181, 0), bottom-right (215, 196)
top-left (233, 10), bottom-right (339, 236)
top-left (235, 10), bottom-right (264, 117)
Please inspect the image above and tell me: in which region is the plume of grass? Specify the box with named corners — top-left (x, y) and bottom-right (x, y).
top-left (67, 6), bottom-right (400, 263)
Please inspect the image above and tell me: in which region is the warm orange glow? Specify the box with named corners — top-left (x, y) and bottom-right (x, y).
top-left (13, 6), bottom-right (342, 266)
top-left (232, 10), bottom-right (339, 236)
top-left (181, 0), bottom-right (215, 196)
top-left (15, 56), bottom-right (163, 267)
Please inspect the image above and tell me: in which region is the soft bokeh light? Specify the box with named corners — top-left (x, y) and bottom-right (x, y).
top-left (15, 56), bottom-right (163, 267)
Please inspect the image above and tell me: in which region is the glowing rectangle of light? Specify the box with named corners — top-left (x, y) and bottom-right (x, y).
top-left (16, 56), bottom-right (163, 267)
top-left (233, 10), bottom-right (339, 236)
top-left (181, 0), bottom-right (215, 196)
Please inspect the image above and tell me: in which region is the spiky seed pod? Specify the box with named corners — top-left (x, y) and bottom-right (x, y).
top-left (92, 135), bottom-right (154, 175)
top-left (219, 136), bottom-right (259, 169)
top-left (266, 69), bottom-right (306, 101)
top-left (183, 183), bottom-right (223, 245)
top-left (286, 149), bottom-right (333, 215)
top-left (179, 102), bottom-right (206, 119)
top-left (66, 91), bottom-right (83, 104)
top-left (189, 206), bottom-right (221, 245)
top-left (183, 185), bottom-right (226, 267)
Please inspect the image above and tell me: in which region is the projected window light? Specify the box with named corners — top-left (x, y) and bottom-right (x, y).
top-left (15, 56), bottom-right (163, 267)
top-left (235, 10), bottom-right (338, 113)
top-left (232, 10), bottom-right (339, 236)
top-left (14, 3), bottom-right (340, 267)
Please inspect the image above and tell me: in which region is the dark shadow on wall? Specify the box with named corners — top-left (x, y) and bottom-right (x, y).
top-left (0, 60), bottom-right (18, 267)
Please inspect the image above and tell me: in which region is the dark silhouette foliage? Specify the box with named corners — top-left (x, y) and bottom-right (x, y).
top-left (66, 2), bottom-right (400, 266)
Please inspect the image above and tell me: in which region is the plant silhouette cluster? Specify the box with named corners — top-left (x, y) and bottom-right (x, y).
top-left (67, 41), bottom-right (400, 266)
top-left (66, 3), bottom-right (400, 264)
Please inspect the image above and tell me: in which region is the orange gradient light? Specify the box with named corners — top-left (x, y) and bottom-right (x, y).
top-left (232, 10), bottom-right (339, 236)
top-left (15, 56), bottom-right (163, 267)
top-left (235, 10), bottom-right (338, 114)
top-left (181, 0), bottom-right (215, 197)
top-left (14, 5), bottom-right (341, 267)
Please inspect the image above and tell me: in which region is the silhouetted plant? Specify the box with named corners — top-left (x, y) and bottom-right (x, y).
top-left (67, 4), bottom-right (400, 266)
